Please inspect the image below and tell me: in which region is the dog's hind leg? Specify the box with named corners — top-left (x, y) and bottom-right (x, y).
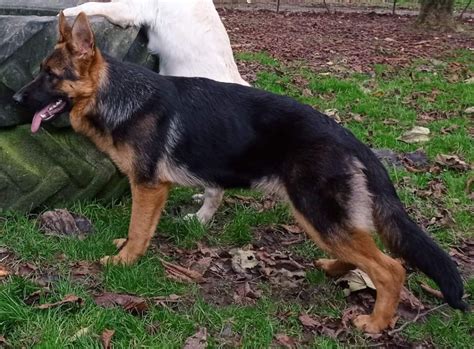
top-left (186, 187), bottom-right (224, 224)
top-left (101, 182), bottom-right (170, 265)
top-left (292, 209), bottom-right (405, 333)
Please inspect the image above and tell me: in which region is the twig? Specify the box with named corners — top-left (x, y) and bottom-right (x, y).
top-left (323, 0), bottom-right (331, 14)
top-left (388, 303), bottom-right (447, 336)
top-left (392, 0), bottom-right (397, 15)
top-left (276, 0), bottom-right (280, 13)
top-left (420, 282), bottom-right (444, 300)
top-left (459, 0), bottom-right (472, 19)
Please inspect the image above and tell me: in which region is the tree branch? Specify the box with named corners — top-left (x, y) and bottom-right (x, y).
top-left (459, 0), bottom-right (472, 19)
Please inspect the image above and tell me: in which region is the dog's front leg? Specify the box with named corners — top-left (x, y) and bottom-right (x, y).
top-left (101, 182), bottom-right (170, 265)
top-left (63, 2), bottom-right (136, 28)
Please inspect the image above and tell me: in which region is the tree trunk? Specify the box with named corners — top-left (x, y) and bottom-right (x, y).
top-left (417, 0), bottom-right (455, 29)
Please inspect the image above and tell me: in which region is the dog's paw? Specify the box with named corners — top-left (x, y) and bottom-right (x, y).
top-left (100, 252), bottom-right (137, 266)
top-left (353, 314), bottom-right (387, 334)
top-left (113, 238), bottom-right (127, 249)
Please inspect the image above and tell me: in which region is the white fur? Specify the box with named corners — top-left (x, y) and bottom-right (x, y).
top-left (63, 0), bottom-right (249, 85)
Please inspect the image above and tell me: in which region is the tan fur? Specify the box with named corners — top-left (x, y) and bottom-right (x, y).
top-left (314, 259), bottom-right (355, 277)
top-left (101, 182), bottom-right (171, 265)
top-left (292, 208), bottom-right (405, 333)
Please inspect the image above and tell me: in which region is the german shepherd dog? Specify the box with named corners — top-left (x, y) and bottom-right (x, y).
top-left (14, 13), bottom-right (466, 333)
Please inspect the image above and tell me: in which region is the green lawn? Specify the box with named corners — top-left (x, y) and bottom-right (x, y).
top-left (1, 49), bottom-right (473, 348)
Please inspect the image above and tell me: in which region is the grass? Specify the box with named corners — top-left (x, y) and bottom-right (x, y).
top-left (1, 49), bottom-right (473, 348)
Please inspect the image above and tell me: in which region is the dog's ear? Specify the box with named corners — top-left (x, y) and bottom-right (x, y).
top-left (71, 12), bottom-right (95, 58)
top-left (58, 11), bottom-right (71, 42)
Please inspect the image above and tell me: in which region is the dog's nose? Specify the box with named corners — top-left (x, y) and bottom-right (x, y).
top-left (12, 91), bottom-right (24, 104)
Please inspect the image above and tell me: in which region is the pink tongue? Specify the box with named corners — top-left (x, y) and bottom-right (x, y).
top-left (31, 104), bottom-right (52, 133)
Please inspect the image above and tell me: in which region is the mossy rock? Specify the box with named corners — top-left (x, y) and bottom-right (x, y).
top-left (0, 1), bottom-right (158, 212)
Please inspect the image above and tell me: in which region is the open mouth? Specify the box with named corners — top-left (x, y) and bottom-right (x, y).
top-left (31, 99), bottom-right (67, 133)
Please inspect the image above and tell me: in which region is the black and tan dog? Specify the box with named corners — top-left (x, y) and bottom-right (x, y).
top-left (14, 13), bottom-right (466, 333)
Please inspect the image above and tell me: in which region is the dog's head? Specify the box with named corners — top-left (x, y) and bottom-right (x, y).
top-left (13, 12), bottom-right (99, 133)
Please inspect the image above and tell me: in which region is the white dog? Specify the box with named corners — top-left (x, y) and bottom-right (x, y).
top-left (63, 0), bottom-right (249, 224)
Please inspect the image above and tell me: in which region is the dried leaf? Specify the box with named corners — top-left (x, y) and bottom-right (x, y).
top-left (399, 287), bottom-right (424, 310)
top-left (230, 249), bottom-right (258, 274)
top-left (464, 106), bottom-right (474, 114)
top-left (0, 265), bottom-right (9, 277)
top-left (36, 294), bottom-right (83, 309)
top-left (336, 269), bottom-right (375, 295)
top-left (398, 126), bottom-right (430, 144)
top-left (279, 224), bottom-right (303, 234)
top-left (298, 313), bottom-right (321, 329)
top-left (275, 333), bottom-right (297, 348)
top-left (191, 257), bottom-right (213, 275)
top-left (70, 326), bottom-right (91, 341)
top-left (183, 327), bottom-right (207, 349)
top-left (152, 294), bottom-right (182, 305)
top-left (435, 154), bottom-right (471, 171)
top-left (324, 108), bottom-right (341, 123)
top-left (440, 124), bottom-right (459, 134)
top-left (24, 288), bottom-right (50, 305)
top-left (37, 209), bottom-right (94, 238)
top-left (101, 329), bottom-right (115, 349)
top-left (94, 292), bottom-right (148, 314)
top-left (233, 281), bottom-right (262, 304)
top-left (0, 336), bottom-right (7, 346)
top-left (161, 259), bottom-right (205, 283)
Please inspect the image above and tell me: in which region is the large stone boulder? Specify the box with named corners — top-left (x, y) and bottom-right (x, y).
top-left (0, 0), bottom-right (157, 212)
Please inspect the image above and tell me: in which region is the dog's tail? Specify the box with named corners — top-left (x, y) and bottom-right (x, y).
top-left (373, 193), bottom-right (467, 311)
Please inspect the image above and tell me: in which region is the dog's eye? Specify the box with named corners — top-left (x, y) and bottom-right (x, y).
top-left (47, 71), bottom-right (59, 80)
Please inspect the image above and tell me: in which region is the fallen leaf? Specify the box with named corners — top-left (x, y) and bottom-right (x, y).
top-left (440, 124), bottom-right (459, 134)
top-left (233, 281), bottom-right (262, 304)
top-left (160, 259), bottom-right (205, 283)
top-left (299, 313), bottom-right (321, 329)
top-left (464, 106), bottom-right (474, 114)
top-left (37, 209), bottom-right (94, 238)
top-left (399, 287), bottom-right (424, 310)
top-left (275, 333), bottom-right (297, 348)
top-left (0, 336), bottom-right (7, 345)
top-left (94, 292), bottom-right (148, 314)
top-left (36, 294), bottom-right (83, 309)
top-left (279, 224), bottom-right (303, 234)
top-left (101, 329), bottom-right (115, 349)
top-left (70, 326), bottom-right (91, 341)
top-left (435, 154), bottom-right (471, 171)
top-left (0, 265), bottom-right (9, 277)
top-left (152, 294), bottom-right (181, 306)
top-left (324, 108), bottom-right (341, 123)
top-left (183, 327), bottom-right (207, 349)
top-left (24, 288), bottom-right (50, 305)
top-left (336, 269), bottom-right (375, 296)
top-left (230, 249), bottom-right (259, 274)
top-left (398, 126), bottom-right (430, 144)
top-left (190, 257), bottom-right (212, 275)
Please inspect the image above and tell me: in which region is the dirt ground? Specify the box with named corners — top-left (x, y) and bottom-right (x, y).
top-left (220, 9), bottom-right (473, 78)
